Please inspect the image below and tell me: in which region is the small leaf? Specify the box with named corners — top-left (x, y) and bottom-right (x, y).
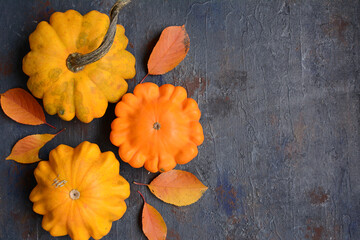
top-left (147, 25), bottom-right (190, 75)
top-left (6, 129), bottom-right (64, 164)
top-left (0, 88), bottom-right (55, 128)
top-left (138, 191), bottom-right (167, 240)
top-left (148, 170), bottom-right (208, 206)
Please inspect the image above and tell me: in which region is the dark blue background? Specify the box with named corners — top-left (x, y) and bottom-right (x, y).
top-left (0, 0), bottom-right (359, 239)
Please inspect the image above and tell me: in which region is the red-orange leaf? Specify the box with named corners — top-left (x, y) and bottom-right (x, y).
top-left (1, 88), bottom-right (55, 128)
top-left (6, 130), bottom-right (64, 164)
top-left (139, 191), bottom-right (167, 240)
top-left (142, 170), bottom-right (208, 206)
top-left (147, 25), bottom-right (190, 75)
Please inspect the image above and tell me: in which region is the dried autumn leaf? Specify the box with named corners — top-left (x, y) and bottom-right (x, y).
top-left (135, 170), bottom-right (208, 206)
top-left (138, 191), bottom-right (167, 240)
top-left (147, 25), bottom-right (190, 75)
top-left (6, 130), bottom-right (64, 164)
top-left (0, 88), bottom-right (55, 128)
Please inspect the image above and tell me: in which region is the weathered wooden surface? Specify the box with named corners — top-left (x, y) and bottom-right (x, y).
top-left (0, 0), bottom-right (359, 239)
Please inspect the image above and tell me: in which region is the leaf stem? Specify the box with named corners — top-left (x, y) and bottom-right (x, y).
top-left (133, 181), bottom-right (149, 186)
top-left (139, 73), bottom-right (149, 84)
top-left (137, 190), bottom-right (146, 203)
top-left (56, 128), bottom-right (66, 135)
top-left (44, 122), bottom-right (57, 129)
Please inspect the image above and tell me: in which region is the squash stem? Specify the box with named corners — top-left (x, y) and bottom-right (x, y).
top-left (66, 0), bottom-right (131, 73)
top-left (69, 189), bottom-right (80, 200)
top-left (153, 122), bottom-right (161, 130)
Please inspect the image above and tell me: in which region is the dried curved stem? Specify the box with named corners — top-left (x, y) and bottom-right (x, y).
top-left (66, 0), bottom-right (131, 72)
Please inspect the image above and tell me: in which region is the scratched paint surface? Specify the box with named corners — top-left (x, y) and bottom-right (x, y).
top-left (0, 0), bottom-right (359, 239)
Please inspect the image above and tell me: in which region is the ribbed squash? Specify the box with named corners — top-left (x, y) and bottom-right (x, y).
top-left (110, 83), bottom-right (204, 173)
top-left (30, 141), bottom-right (130, 240)
top-left (22, 9), bottom-right (135, 123)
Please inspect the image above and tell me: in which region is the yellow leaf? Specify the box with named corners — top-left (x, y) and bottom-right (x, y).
top-left (147, 25), bottom-right (190, 75)
top-left (139, 191), bottom-right (167, 240)
top-left (147, 169), bottom-right (208, 206)
top-left (1, 88), bottom-right (55, 128)
top-left (6, 130), bottom-right (64, 164)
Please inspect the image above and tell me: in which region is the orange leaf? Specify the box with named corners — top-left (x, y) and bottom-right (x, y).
top-left (6, 130), bottom-right (64, 164)
top-left (138, 191), bottom-right (167, 240)
top-left (147, 25), bottom-right (190, 75)
top-left (146, 170), bottom-right (208, 206)
top-left (1, 88), bottom-right (55, 128)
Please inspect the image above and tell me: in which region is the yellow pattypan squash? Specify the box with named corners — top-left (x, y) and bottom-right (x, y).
top-left (23, 3), bottom-right (135, 123)
top-left (30, 141), bottom-right (130, 240)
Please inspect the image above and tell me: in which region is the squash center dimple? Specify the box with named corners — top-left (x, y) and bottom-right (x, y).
top-left (153, 122), bottom-right (161, 130)
top-left (69, 189), bottom-right (80, 200)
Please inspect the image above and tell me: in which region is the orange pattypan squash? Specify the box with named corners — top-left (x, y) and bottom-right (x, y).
top-left (30, 141), bottom-right (130, 240)
top-left (110, 83), bottom-right (204, 173)
top-left (23, 2), bottom-right (135, 123)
